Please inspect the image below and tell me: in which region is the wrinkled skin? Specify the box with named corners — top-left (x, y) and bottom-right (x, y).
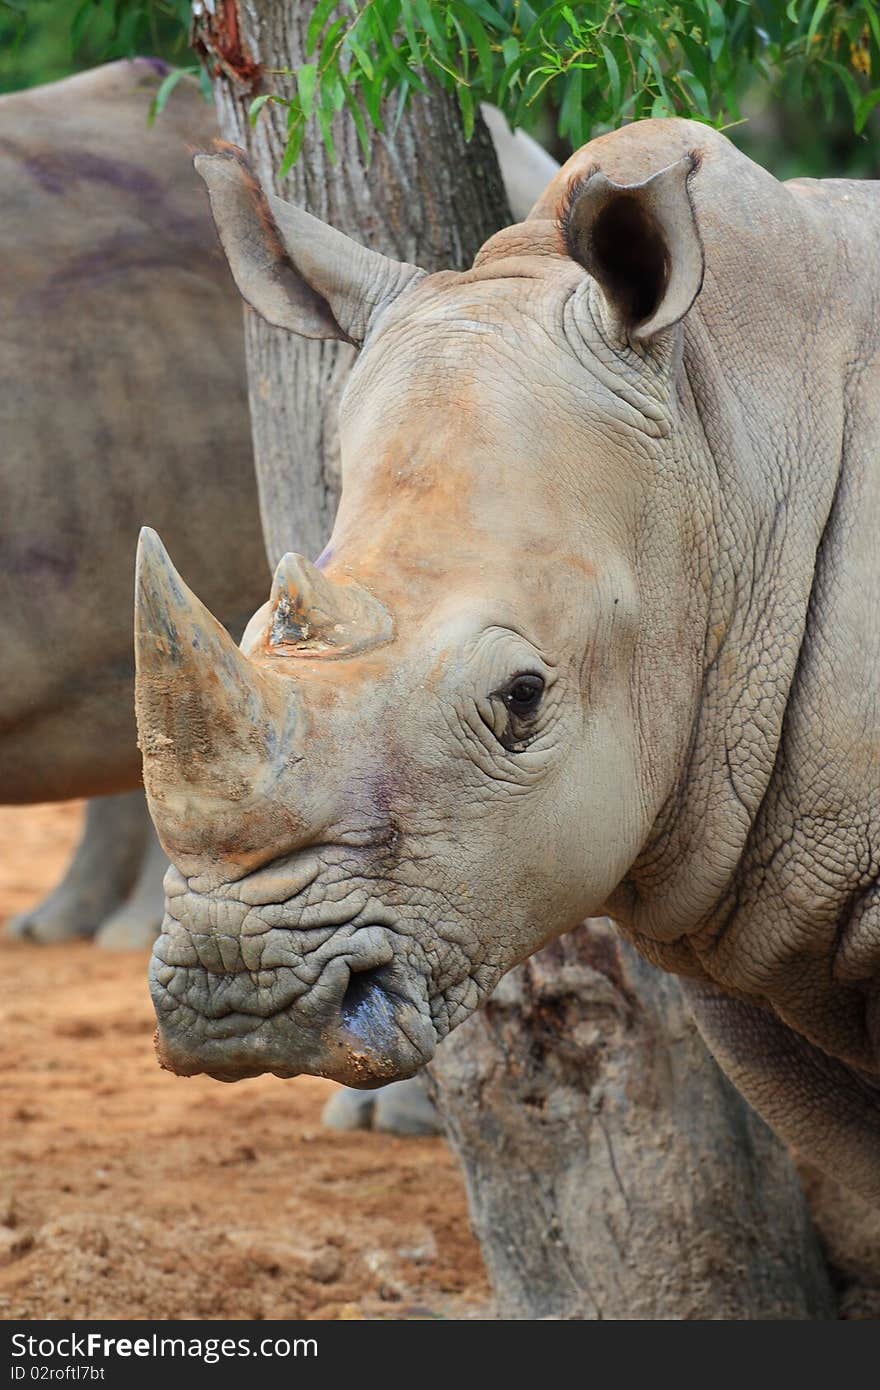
top-left (138, 122), bottom-right (880, 1198)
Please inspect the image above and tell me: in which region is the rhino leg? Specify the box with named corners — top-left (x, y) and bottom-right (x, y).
top-left (373, 1076), bottom-right (443, 1136)
top-left (321, 1076), bottom-right (442, 1137)
top-left (95, 819), bottom-right (167, 950)
top-left (6, 791), bottom-right (147, 943)
top-left (684, 980), bottom-right (880, 1205)
top-left (798, 1162), bottom-right (880, 1317)
top-left (321, 1088), bottom-right (376, 1132)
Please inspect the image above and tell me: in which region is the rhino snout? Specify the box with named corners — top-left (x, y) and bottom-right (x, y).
top-left (150, 913), bottom-right (437, 1086)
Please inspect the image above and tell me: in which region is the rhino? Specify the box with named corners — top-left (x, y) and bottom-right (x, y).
top-left (0, 58), bottom-right (268, 942)
top-left (0, 60), bottom-right (554, 949)
top-left (134, 120), bottom-right (880, 1198)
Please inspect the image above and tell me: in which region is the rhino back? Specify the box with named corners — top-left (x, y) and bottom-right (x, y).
top-left (0, 60), bottom-right (267, 801)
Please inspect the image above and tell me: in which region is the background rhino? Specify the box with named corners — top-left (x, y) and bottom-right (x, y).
top-left (0, 59), bottom-right (267, 943)
top-left (138, 118), bottom-right (880, 1204)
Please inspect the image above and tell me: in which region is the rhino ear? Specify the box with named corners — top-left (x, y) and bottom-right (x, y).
top-left (562, 153), bottom-right (704, 344)
top-left (194, 143), bottom-right (425, 346)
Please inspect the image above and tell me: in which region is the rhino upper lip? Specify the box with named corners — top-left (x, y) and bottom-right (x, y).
top-left (213, 833), bottom-right (401, 899)
top-left (152, 915), bottom-right (419, 1016)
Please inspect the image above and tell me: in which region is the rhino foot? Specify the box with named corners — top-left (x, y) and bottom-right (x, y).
top-left (95, 823), bottom-right (167, 950)
top-left (321, 1076), bottom-right (442, 1137)
top-left (5, 792), bottom-right (148, 943)
top-left (6, 895), bottom-right (99, 944)
top-left (321, 1087), bottom-right (376, 1132)
top-left (6, 790), bottom-right (167, 949)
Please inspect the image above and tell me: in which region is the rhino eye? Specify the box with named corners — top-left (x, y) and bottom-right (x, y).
top-left (500, 673), bottom-right (545, 719)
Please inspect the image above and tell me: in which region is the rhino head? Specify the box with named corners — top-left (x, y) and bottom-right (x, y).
top-left (137, 140), bottom-right (706, 1085)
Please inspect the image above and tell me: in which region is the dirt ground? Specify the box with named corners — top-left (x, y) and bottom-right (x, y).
top-left (0, 801), bottom-right (491, 1321)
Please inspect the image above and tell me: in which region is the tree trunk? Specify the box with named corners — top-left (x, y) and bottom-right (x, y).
top-left (196, 0), bottom-right (835, 1319)
top-left (429, 921), bottom-right (833, 1319)
top-left (194, 0), bottom-right (507, 567)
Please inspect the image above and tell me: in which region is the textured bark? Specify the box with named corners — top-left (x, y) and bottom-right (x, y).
top-left (200, 0), bottom-right (836, 1320)
top-left (197, 0), bottom-right (507, 566)
top-left (430, 922), bottom-right (834, 1319)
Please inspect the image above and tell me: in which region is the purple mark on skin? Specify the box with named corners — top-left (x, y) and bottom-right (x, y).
top-left (0, 540), bottom-right (77, 587)
top-left (315, 545), bottom-right (334, 570)
top-left (2, 136), bottom-right (163, 200)
top-left (21, 220), bottom-right (211, 311)
top-left (133, 56), bottom-right (173, 77)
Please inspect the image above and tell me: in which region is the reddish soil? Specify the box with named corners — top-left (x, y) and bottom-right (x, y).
top-left (0, 802), bottom-right (491, 1320)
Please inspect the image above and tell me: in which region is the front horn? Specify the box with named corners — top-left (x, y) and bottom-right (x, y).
top-left (134, 528), bottom-right (286, 851)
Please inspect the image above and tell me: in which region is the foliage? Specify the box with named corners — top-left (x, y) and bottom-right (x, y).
top-left (3, 2), bottom-right (879, 179)
top-left (245, 1), bottom-right (880, 171)
top-left (0, 0), bottom-right (193, 94)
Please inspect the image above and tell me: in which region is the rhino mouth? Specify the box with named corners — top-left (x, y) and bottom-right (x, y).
top-left (338, 962), bottom-right (437, 1085)
top-left (150, 905), bottom-right (439, 1086)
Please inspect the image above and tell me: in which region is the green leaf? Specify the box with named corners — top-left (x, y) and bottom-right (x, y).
top-left (817, 62), bottom-right (835, 121)
top-left (391, 81), bottom-right (411, 137)
top-left (806, 0), bottom-right (832, 45)
top-left (642, 42), bottom-right (671, 104)
top-left (70, 0), bottom-right (97, 49)
top-left (559, 64), bottom-right (583, 141)
top-left (497, 44), bottom-right (531, 106)
top-left (376, 43), bottom-right (427, 97)
top-left (117, 5), bottom-right (146, 54)
top-left (296, 62), bottom-right (318, 122)
top-left (346, 34), bottom-right (376, 82)
top-left (317, 101), bottom-right (337, 164)
top-left (248, 93), bottom-right (275, 127)
top-left (362, 69), bottom-right (387, 129)
top-left (375, 5), bottom-right (421, 82)
top-left (306, 0), bottom-right (340, 57)
top-left (145, 0), bottom-right (873, 179)
top-left (320, 17), bottom-right (349, 63)
top-left (864, 3), bottom-right (880, 56)
top-left (704, 0), bottom-right (728, 63)
top-left (638, 12), bottom-right (676, 64)
top-left (599, 42), bottom-right (621, 111)
top-left (280, 120), bottom-right (306, 177)
top-left (328, 73), bottom-right (347, 113)
top-left (856, 87), bottom-right (880, 133)
top-left (466, 0), bottom-right (509, 31)
top-left (677, 68), bottom-right (711, 118)
top-left (448, 12), bottom-right (471, 80)
top-left (401, 4), bottom-right (423, 63)
top-left (413, 0), bottom-right (448, 55)
top-left (452, 3), bottom-right (494, 88)
top-left (822, 59), bottom-right (860, 121)
top-left (518, 1), bottom-right (539, 29)
top-left (677, 30), bottom-right (712, 90)
top-left (147, 66), bottom-right (196, 128)
top-left (340, 74), bottom-right (373, 163)
top-left (286, 97), bottom-right (304, 131)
